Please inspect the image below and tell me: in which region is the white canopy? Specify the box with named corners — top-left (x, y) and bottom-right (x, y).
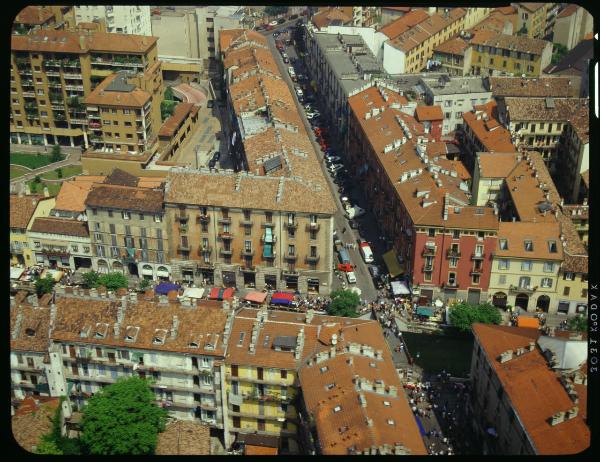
top-left (391, 280), bottom-right (411, 296)
top-left (182, 287), bottom-right (205, 299)
top-left (10, 267), bottom-right (25, 280)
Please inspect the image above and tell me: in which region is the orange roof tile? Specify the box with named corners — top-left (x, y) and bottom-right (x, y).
top-left (219, 29), bottom-right (267, 54)
top-left (158, 103), bottom-right (195, 138)
top-left (84, 72), bottom-right (150, 107)
top-left (477, 152), bottom-right (519, 178)
top-left (434, 37), bottom-right (469, 56)
top-left (245, 445), bottom-right (278, 455)
top-left (10, 194), bottom-right (45, 229)
top-left (463, 100), bottom-right (516, 152)
top-left (14, 6), bottom-right (54, 25)
top-left (378, 9), bottom-right (429, 39)
top-left (496, 221), bottom-right (563, 260)
top-left (557, 4), bottom-right (578, 18)
top-left (312, 7), bottom-right (353, 29)
top-left (54, 176), bottom-right (105, 213)
top-left (414, 105), bottom-right (443, 121)
top-left (517, 316), bottom-right (540, 329)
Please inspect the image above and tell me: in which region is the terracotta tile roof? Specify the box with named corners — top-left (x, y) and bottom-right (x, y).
top-left (496, 6), bottom-right (516, 15)
top-left (489, 76), bottom-right (580, 98)
top-left (11, 29), bottom-right (157, 54)
top-left (158, 103), bottom-right (195, 138)
top-left (10, 194), bottom-right (45, 229)
top-left (29, 217), bottom-right (89, 237)
top-left (519, 3), bottom-right (546, 13)
top-left (434, 37), bottom-right (469, 56)
top-left (463, 100), bottom-right (516, 152)
top-left (389, 9), bottom-right (466, 52)
top-left (378, 9), bottom-right (429, 39)
top-left (472, 324), bottom-right (590, 455)
top-left (155, 420), bottom-right (211, 455)
top-left (414, 105), bottom-right (443, 121)
top-left (496, 221), bottom-right (563, 260)
top-left (12, 397), bottom-right (61, 452)
top-left (51, 294), bottom-right (229, 356)
top-left (382, 7), bottom-right (412, 12)
top-left (477, 152), bottom-right (519, 178)
top-left (54, 177), bottom-right (105, 213)
top-left (567, 105), bottom-right (589, 144)
top-left (470, 32), bottom-right (551, 55)
top-left (557, 4), bottom-right (578, 18)
top-left (104, 168), bottom-right (139, 187)
top-left (10, 302), bottom-right (51, 353)
top-left (349, 83), bottom-right (499, 230)
top-left (245, 445), bottom-right (278, 455)
top-left (86, 183), bottom-right (164, 213)
top-left (219, 29), bottom-right (267, 54)
top-left (14, 6), bottom-right (54, 25)
top-left (312, 7), bottom-right (353, 29)
top-left (470, 12), bottom-right (512, 34)
top-left (84, 72), bottom-right (151, 107)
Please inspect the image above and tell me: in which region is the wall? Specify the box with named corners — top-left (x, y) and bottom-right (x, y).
top-left (555, 270), bottom-right (588, 316)
top-left (151, 11), bottom-right (200, 60)
top-left (382, 42), bottom-right (406, 74)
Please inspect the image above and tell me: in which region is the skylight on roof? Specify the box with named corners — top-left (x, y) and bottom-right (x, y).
top-left (383, 401), bottom-right (391, 407)
top-left (333, 405), bottom-right (342, 413)
top-left (320, 366), bottom-right (329, 373)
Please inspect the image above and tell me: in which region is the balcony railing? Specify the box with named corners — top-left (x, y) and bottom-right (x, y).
top-left (242, 391), bottom-right (290, 403)
top-left (422, 264), bottom-right (433, 272)
top-left (261, 234), bottom-right (277, 244)
top-left (65, 84), bottom-right (84, 91)
top-left (446, 249), bottom-right (461, 258)
top-left (509, 284), bottom-right (537, 294)
top-left (178, 243), bottom-right (191, 252)
top-left (422, 246), bottom-right (436, 256)
top-left (241, 248), bottom-right (255, 257)
top-left (261, 222), bottom-right (275, 228)
top-left (306, 222), bottom-right (320, 232)
top-left (198, 245), bottom-right (212, 254)
top-left (284, 253), bottom-right (297, 261)
top-left (197, 214), bottom-right (210, 223)
top-left (285, 221), bottom-right (298, 229)
top-left (240, 219), bottom-right (253, 226)
top-left (218, 217), bottom-right (231, 225)
top-left (470, 268), bottom-right (482, 275)
top-left (471, 252), bottom-right (485, 260)
top-left (305, 254), bottom-right (320, 263)
top-left (443, 281), bottom-right (458, 289)
top-left (175, 213), bottom-right (189, 222)
top-left (179, 222), bottom-right (189, 233)
top-left (220, 248), bottom-right (233, 256)
top-left (219, 232), bottom-right (233, 240)
top-left (45, 70), bottom-right (60, 77)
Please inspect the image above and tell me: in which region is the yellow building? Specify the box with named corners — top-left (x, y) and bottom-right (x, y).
top-left (468, 32), bottom-right (552, 77)
top-left (516, 3), bottom-right (550, 38)
top-left (489, 221), bottom-right (562, 313)
top-left (10, 28), bottom-right (159, 148)
top-left (10, 193), bottom-right (55, 267)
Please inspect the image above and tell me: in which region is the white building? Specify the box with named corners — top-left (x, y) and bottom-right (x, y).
top-left (74, 5), bottom-right (152, 35)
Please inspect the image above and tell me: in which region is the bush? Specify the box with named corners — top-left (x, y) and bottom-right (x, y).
top-left (139, 278), bottom-right (152, 291)
top-left (82, 271), bottom-right (100, 289)
top-left (567, 314), bottom-right (587, 333)
top-left (98, 272), bottom-right (129, 291)
top-left (449, 302), bottom-right (502, 333)
top-left (57, 168), bottom-right (63, 179)
top-left (35, 274), bottom-right (56, 296)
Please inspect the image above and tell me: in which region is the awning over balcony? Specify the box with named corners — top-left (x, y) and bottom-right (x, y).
top-left (383, 250), bottom-right (404, 278)
top-left (263, 227), bottom-right (273, 243)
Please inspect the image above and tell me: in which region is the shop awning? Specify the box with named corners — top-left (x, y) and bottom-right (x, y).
top-left (416, 306), bottom-right (435, 317)
top-left (41, 269), bottom-right (64, 282)
top-left (271, 292), bottom-right (295, 305)
top-left (10, 267), bottom-right (25, 280)
top-left (155, 283), bottom-right (181, 295)
top-left (383, 250), bottom-right (404, 278)
top-left (517, 316), bottom-right (540, 329)
top-left (244, 291), bottom-right (267, 304)
top-left (391, 280), bottom-right (411, 296)
top-left (182, 287), bottom-right (205, 299)
top-left (209, 287), bottom-right (235, 300)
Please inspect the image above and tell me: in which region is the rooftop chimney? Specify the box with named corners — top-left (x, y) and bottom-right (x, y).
top-left (499, 349), bottom-right (513, 363)
top-left (566, 406), bottom-right (579, 419)
top-left (528, 341), bottom-right (535, 352)
top-left (550, 411), bottom-right (566, 426)
top-left (79, 35), bottom-right (85, 50)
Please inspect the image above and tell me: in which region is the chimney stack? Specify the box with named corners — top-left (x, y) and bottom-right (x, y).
top-left (550, 411), bottom-right (566, 426)
top-left (528, 341), bottom-right (535, 352)
top-left (499, 349), bottom-right (513, 363)
top-left (566, 406), bottom-right (579, 419)
top-left (79, 35), bottom-right (86, 50)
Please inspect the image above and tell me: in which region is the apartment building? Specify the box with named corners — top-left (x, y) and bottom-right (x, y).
top-left (13, 5), bottom-right (75, 35)
top-left (74, 5), bottom-right (152, 35)
top-left (553, 4), bottom-right (593, 51)
top-left (461, 101), bottom-right (516, 173)
top-left (45, 288), bottom-right (232, 438)
top-left (297, 317), bottom-right (427, 455)
top-left (555, 223), bottom-right (588, 317)
top-left (157, 103), bottom-right (201, 161)
top-left (469, 323), bottom-right (589, 455)
top-left (468, 32), bottom-right (553, 77)
top-left (304, 29), bottom-right (383, 149)
top-left (462, 7), bottom-right (494, 30)
top-left (347, 80), bottom-right (499, 305)
top-left (10, 292), bottom-right (53, 400)
top-left (84, 169), bottom-right (169, 279)
top-left (383, 8), bottom-right (466, 74)
top-left (555, 108), bottom-right (589, 203)
top-left (472, 152), bottom-right (520, 206)
top-left (495, 97), bottom-right (588, 169)
top-left (433, 37), bottom-right (471, 76)
top-left (10, 193), bottom-right (53, 267)
top-left (516, 3), bottom-right (551, 38)
top-left (10, 29), bottom-right (159, 148)
top-left (311, 7), bottom-right (354, 30)
top-left (420, 75), bottom-right (492, 135)
top-left (486, 75), bottom-right (582, 99)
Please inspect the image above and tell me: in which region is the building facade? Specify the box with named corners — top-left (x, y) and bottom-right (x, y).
top-left (74, 5), bottom-right (152, 36)
top-left (13, 5), bottom-right (76, 35)
top-left (516, 3), bottom-right (550, 38)
top-left (552, 5), bottom-right (593, 51)
top-left (10, 194), bottom-right (53, 267)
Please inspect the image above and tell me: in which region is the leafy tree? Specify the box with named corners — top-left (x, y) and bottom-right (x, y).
top-left (57, 168), bottom-right (63, 179)
top-left (551, 42), bottom-right (569, 65)
top-left (38, 397), bottom-right (82, 455)
top-left (80, 377), bottom-right (168, 455)
top-left (160, 100), bottom-right (177, 121)
top-left (449, 302), bottom-right (502, 333)
top-left (50, 144), bottom-right (63, 163)
top-left (98, 272), bottom-right (129, 291)
top-left (139, 278), bottom-right (152, 291)
top-left (567, 314), bottom-right (587, 333)
top-left (264, 6), bottom-right (288, 17)
top-left (82, 270), bottom-right (100, 289)
top-left (164, 86), bottom-right (174, 101)
top-left (35, 439), bottom-right (63, 455)
top-left (33, 175), bottom-right (42, 184)
top-left (35, 274), bottom-right (56, 296)
top-left (327, 289), bottom-right (360, 318)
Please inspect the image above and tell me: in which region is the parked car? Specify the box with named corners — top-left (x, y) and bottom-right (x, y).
top-left (273, 32), bottom-right (280, 38)
top-left (289, 14), bottom-right (299, 20)
top-left (277, 18), bottom-right (285, 24)
top-left (327, 156), bottom-right (342, 163)
top-left (346, 271), bottom-right (357, 284)
top-left (208, 159), bottom-right (216, 168)
top-left (359, 241), bottom-right (374, 263)
top-left (368, 265), bottom-right (381, 279)
top-left (283, 56), bottom-right (289, 63)
top-left (269, 20), bottom-right (279, 26)
top-left (328, 164), bottom-right (344, 173)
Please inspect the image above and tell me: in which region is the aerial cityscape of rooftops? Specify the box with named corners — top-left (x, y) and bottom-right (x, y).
top-left (10, 4), bottom-right (591, 456)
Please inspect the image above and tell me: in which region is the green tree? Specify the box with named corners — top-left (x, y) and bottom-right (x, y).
top-left (80, 377), bottom-right (168, 455)
top-left (160, 100), bottom-right (177, 121)
top-left (57, 168), bottom-right (63, 179)
top-left (264, 6), bottom-right (288, 16)
top-left (97, 272), bottom-right (129, 291)
top-left (139, 278), bottom-right (152, 291)
top-left (82, 270), bottom-right (100, 289)
top-left (449, 302), bottom-right (502, 333)
top-left (164, 86), bottom-right (174, 101)
top-left (551, 42), bottom-right (569, 65)
top-left (38, 397), bottom-right (83, 455)
top-left (35, 274), bottom-right (56, 296)
top-left (35, 439), bottom-right (63, 455)
top-left (567, 314), bottom-right (587, 333)
top-left (33, 175), bottom-right (42, 184)
top-left (327, 289), bottom-right (360, 318)
top-left (50, 144), bottom-right (63, 163)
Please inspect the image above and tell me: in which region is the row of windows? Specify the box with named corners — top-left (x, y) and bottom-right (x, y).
top-left (496, 275), bottom-right (554, 288)
top-left (496, 259), bottom-right (556, 272)
top-left (423, 270), bottom-right (481, 286)
top-left (93, 222), bottom-right (162, 238)
top-left (421, 228), bottom-right (490, 239)
top-left (90, 209), bottom-right (163, 222)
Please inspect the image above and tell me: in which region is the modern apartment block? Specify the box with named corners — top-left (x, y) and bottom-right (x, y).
top-left (468, 32), bottom-right (553, 77)
top-left (10, 29), bottom-right (160, 148)
top-left (84, 169), bottom-right (170, 280)
top-left (469, 323), bottom-right (589, 455)
top-left (74, 5), bottom-right (152, 36)
top-left (347, 80), bottom-right (499, 305)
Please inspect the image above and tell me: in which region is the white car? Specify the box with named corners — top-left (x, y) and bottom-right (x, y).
top-left (295, 87), bottom-right (304, 97)
top-left (328, 164), bottom-right (344, 173)
top-left (327, 156), bottom-right (342, 163)
top-left (269, 20), bottom-right (279, 26)
top-left (346, 206), bottom-right (366, 219)
top-left (346, 271), bottom-right (357, 284)
top-left (288, 66), bottom-right (296, 77)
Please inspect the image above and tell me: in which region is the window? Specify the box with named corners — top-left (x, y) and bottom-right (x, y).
top-left (449, 257), bottom-right (458, 268)
top-left (154, 214), bottom-right (162, 223)
top-left (499, 275), bottom-right (506, 285)
top-left (518, 276), bottom-right (531, 289)
top-left (582, 289), bottom-right (588, 298)
top-left (524, 240), bottom-right (533, 251)
top-left (448, 272), bottom-right (456, 285)
top-left (543, 262), bottom-right (554, 273)
top-left (288, 245), bottom-right (295, 255)
top-left (122, 211), bottom-right (131, 220)
top-left (521, 260), bottom-right (532, 271)
top-left (498, 259), bottom-right (509, 270)
top-left (71, 245), bottom-right (79, 252)
top-left (139, 213), bottom-right (144, 221)
top-left (563, 286), bottom-right (571, 296)
top-left (472, 274), bottom-right (480, 284)
top-left (428, 228), bottom-right (436, 237)
top-left (452, 230), bottom-right (460, 239)
top-left (563, 272), bottom-right (575, 281)
top-left (548, 240), bottom-right (557, 253)
top-left (281, 369), bottom-right (287, 379)
top-left (499, 239), bottom-right (508, 250)
top-left (541, 278), bottom-right (553, 288)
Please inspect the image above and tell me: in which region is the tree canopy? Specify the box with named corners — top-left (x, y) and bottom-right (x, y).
top-left (551, 42), bottom-right (569, 65)
top-left (82, 271), bottom-right (128, 291)
top-left (264, 6), bottom-right (288, 17)
top-left (449, 302), bottom-right (502, 333)
top-left (35, 274), bottom-right (56, 296)
top-left (327, 289), bottom-right (360, 318)
top-left (567, 314), bottom-right (587, 333)
top-left (80, 377), bottom-right (167, 455)
top-left (50, 144), bottom-right (63, 163)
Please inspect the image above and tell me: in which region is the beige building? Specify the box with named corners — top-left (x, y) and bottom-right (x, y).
top-left (13, 5), bottom-right (76, 35)
top-left (516, 3), bottom-right (552, 38)
top-left (472, 152), bottom-right (519, 206)
top-left (74, 5), bottom-right (152, 36)
top-left (553, 4), bottom-right (593, 50)
top-left (10, 193), bottom-right (53, 267)
top-left (555, 107), bottom-right (589, 203)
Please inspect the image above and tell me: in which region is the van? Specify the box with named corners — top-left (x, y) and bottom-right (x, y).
top-left (346, 271), bottom-right (357, 284)
top-left (359, 242), bottom-right (374, 263)
top-left (338, 247), bottom-right (350, 264)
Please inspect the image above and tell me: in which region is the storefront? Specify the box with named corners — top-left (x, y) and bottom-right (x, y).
top-left (222, 271), bottom-right (236, 288)
top-left (307, 278), bottom-right (320, 293)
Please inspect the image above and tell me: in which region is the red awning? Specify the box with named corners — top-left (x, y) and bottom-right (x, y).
top-left (338, 263), bottom-right (353, 272)
top-left (209, 288), bottom-right (221, 300)
top-left (209, 287), bottom-right (235, 300)
top-left (271, 292), bottom-right (294, 302)
top-left (244, 291), bottom-right (267, 304)
top-left (222, 288), bottom-right (235, 299)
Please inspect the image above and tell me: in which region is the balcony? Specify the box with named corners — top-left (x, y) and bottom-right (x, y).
top-left (285, 221), bottom-right (298, 230)
top-left (218, 232), bottom-right (233, 240)
top-left (422, 264), bottom-right (433, 272)
top-left (446, 249), bottom-right (461, 258)
top-left (63, 72), bottom-right (82, 79)
top-left (261, 234), bottom-right (276, 244)
top-left (471, 252), bottom-right (485, 260)
top-left (175, 213), bottom-right (189, 222)
top-left (69, 118), bottom-right (88, 125)
top-left (220, 248), bottom-right (233, 256)
top-left (422, 246), bottom-right (436, 257)
top-left (509, 284), bottom-right (537, 294)
top-left (261, 222), bottom-right (275, 228)
top-left (443, 281), bottom-right (458, 289)
top-left (178, 243), bottom-right (191, 252)
top-left (241, 248), bottom-right (255, 257)
top-left (470, 268), bottom-right (482, 275)
top-left (305, 222), bottom-right (320, 232)
top-left (218, 217), bottom-right (231, 225)
top-left (45, 70), bottom-right (60, 77)
top-left (198, 244), bottom-right (212, 255)
top-left (284, 253), bottom-right (297, 261)
top-left (22, 91), bottom-right (36, 98)
top-left (305, 254), bottom-right (320, 263)
top-left (242, 391), bottom-right (290, 403)
top-left (65, 84), bottom-right (84, 91)
top-left (51, 104), bottom-right (65, 111)
top-left (240, 219), bottom-right (253, 226)
top-left (197, 214), bottom-right (210, 223)
top-left (179, 222), bottom-right (189, 233)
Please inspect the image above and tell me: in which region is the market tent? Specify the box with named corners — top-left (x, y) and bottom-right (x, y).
top-left (390, 280), bottom-right (410, 296)
top-left (383, 250), bottom-right (404, 278)
top-left (416, 306), bottom-right (435, 317)
top-left (209, 287), bottom-right (235, 300)
top-left (10, 267), bottom-right (25, 280)
top-left (155, 283), bottom-right (181, 295)
top-left (182, 287), bottom-right (205, 299)
top-left (244, 291), bottom-right (267, 304)
top-left (338, 263), bottom-right (353, 272)
top-left (270, 292), bottom-right (295, 305)
top-left (517, 316), bottom-right (540, 329)
top-left (41, 269), bottom-right (63, 282)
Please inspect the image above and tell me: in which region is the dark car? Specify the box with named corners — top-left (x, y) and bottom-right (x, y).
top-left (368, 265), bottom-right (380, 279)
top-left (289, 14), bottom-right (299, 20)
top-left (208, 159), bottom-right (216, 168)
top-left (277, 18), bottom-right (286, 24)
top-left (206, 100), bottom-right (214, 108)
